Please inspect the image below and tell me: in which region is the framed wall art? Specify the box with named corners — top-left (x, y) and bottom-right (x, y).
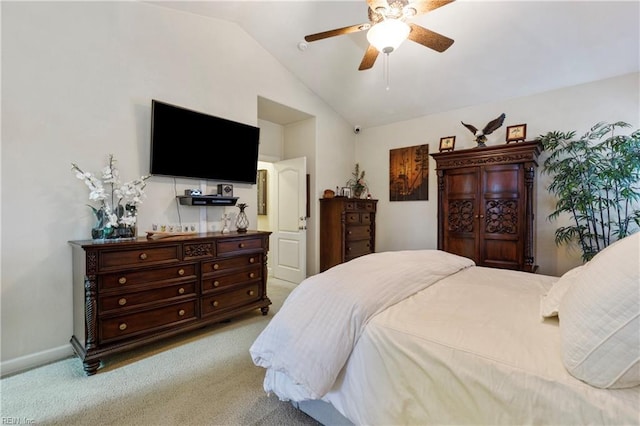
top-left (506, 123), bottom-right (527, 143)
top-left (439, 136), bottom-right (456, 152)
top-left (389, 144), bottom-right (429, 201)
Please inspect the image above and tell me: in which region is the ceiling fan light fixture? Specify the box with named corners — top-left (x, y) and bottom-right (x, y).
top-left (366, 19), bottom-right (410, 54)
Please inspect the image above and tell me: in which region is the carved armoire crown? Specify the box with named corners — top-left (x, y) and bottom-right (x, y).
top-left (430, 140), bottom-right (542, 272)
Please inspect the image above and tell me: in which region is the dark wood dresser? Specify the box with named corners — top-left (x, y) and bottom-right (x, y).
top-left (69, 231), bottom-right (271, 375)
top-left (431, 141), bottom-right (542, 272)
top-left (320, 197), bottom-right (377, 272)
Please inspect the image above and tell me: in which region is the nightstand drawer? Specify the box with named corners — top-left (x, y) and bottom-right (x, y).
top-left (99, 300), bottom-right (197, 343)
top-left (100, 264), bottom-right (197, 291)
top-left (202, 254), bottom-right (261, 274)
top-left (100, 245), bottom-right (180, 270)
top-left (201, 284), bottom-right (262, 316)
top-left (99, 281), bottom-right (197, 313)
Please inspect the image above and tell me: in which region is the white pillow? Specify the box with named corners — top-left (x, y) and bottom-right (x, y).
top-left (559, 232), bottom-right (640, 389)
top-left (540, 264), bottom-right (585, 318)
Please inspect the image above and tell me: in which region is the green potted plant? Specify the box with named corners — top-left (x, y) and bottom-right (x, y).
top-left (539, 121), bottom-right (640, 261)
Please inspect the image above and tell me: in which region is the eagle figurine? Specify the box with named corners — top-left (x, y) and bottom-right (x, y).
top-left (461, 113), bottom-right (506, 147)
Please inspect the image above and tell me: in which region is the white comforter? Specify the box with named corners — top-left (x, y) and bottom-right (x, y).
top-left (249, 250), bottom-right (474, 400)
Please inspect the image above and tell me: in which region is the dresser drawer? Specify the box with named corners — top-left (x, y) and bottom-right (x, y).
top-left (217, 237), bottom-right (263, 255)
top-left (99, 281), bottom-right (197, 313)
top-left (99, 300), bottom-right (197, 343)
top-left (201, 284), bottom-right (261, 316)
top-left (346, 213), bottom-right (361, 224)
top-left (100, 263), bottom-right (197, 291)
top-left (345, 212), bottom-right (373, 225)
top-left (346, 239), bottom-right (373, 259)
top-left (346, 226), bottom-right (372, 241)
top-left (202, 266), bottom-right (262, 293)
top-left (345, 201), bottom-right (377, 212)
top-left (202, 254), bottom-right (261, 274)
top-left (100, 245), bottom-right (180, 270)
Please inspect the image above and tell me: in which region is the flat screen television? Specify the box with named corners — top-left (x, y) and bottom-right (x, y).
top-left (150, 99), bottom-right (260, 184)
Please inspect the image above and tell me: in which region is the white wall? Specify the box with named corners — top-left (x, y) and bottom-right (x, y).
top-left (1, 1), bottom-right (354, 373)
top-left (355, 72), bottom-right (640, 276)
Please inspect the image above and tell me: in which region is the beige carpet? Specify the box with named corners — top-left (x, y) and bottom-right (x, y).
top-left (0, 278), bottom-right (321, 425)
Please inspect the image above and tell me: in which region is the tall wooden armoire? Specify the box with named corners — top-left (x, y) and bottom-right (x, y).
top-left (430, 141), bottom-right (542, 272)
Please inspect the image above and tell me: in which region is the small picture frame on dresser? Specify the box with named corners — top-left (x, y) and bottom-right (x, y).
top-left (506, 124), bottom-right (527, 143)
top-left (341, 187), bottom-right (352, 198)
top-left (439, 136), bottom-right (455, 152)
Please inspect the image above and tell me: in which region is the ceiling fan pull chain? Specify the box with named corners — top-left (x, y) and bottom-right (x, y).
top-left (384, 52), bottom-right (391, 90)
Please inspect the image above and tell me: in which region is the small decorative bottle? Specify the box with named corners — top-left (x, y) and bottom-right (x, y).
top-left (235, 203), bottom-right (249, 233)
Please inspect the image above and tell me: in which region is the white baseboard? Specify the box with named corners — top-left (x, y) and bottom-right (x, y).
top-left (1, 344), bottom-right (74, 378)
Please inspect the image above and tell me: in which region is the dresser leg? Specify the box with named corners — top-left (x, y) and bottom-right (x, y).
top-left (261, 306), bottom-right (269, 316)
top-left (83, 360), bottom-right (101, 376)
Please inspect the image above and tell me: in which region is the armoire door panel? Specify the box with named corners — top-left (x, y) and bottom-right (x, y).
top-left (445, 236), bottom-right (477, 260)
top-left (483, 165), bottom-right (521, 194)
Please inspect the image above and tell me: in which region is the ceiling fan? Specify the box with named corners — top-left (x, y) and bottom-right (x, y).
top-left (304, 0), bottom-right (455, 71)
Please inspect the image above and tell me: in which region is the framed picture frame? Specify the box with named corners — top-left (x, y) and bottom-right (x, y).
top-left (439, 136), bottom-right (455, 152)
top-left (390, 144), bottom-right (429, 201)
top-left (341, 187), bottom-right (351, 198)
top-left (506, 124), bottom-right (527, 143)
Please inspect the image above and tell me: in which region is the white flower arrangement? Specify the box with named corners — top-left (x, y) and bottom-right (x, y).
top-left (72, 154), bottom-right (150, 235)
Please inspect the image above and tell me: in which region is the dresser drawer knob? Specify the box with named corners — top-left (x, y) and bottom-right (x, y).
top-left (213, 264), bottom-right (220, 270)
top-left (118, 298), bottom-right (127, 306)
top-left (178, 309), bottom-right (185, 316)
top-left (118, 277), bottom-right (127, 285)
top-left (239, 243), bottom-right (246, 248)
top-left (139, 253), bottom-right (148, 260)
top-left (249, 257), bottom-right (255, 264)
top-left (212, 301), bottom-right (219, 307)
top-left (348, 231), bottom-right (352, 235)
top-left (213, 281), bottom-right (220, 287)
top-left (249, 272), bottom-right (256, 278)
top-left (178, 268), bottom-right (185, 276)
top-left (248, 290), bottom-right (255, 296)
top-left (178, 287), bottom-right (185, 294)
top-left (119, 323), bottom-right (127, 331)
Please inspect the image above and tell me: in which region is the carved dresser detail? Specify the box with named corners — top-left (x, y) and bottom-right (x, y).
top-left (69, 231), bottom-right (271, 375)
top-left (431, 140), bottom-right (542, 272)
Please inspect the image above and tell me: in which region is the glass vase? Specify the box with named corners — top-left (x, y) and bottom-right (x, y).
top-left (235, 204), bottom-right (249, 233)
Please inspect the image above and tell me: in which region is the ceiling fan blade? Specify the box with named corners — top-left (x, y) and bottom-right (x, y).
top-left (407, 23), bottom-right (454, 52)
top-left (366, 0), bottom-right (389, 14)
top-left (408, 0), bottom-right (455, 16)
top-left (358, 45), bottom-right (379, 70)
top-left (304, 23), bottom-right (370, 42)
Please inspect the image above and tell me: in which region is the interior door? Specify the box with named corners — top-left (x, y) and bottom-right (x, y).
top-left (273, 157), bottom-right (307, 283)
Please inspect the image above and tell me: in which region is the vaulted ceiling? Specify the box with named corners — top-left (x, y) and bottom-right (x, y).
top-left (151, 1), bottom-right (640, 128)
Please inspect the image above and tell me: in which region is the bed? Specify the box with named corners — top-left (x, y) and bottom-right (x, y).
top-left (250, 233), bottom-right (640, 425)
